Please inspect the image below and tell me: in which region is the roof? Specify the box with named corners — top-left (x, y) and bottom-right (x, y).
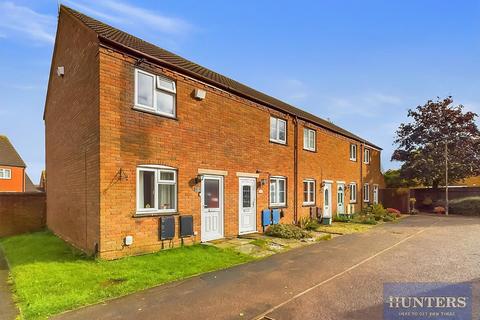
top-left (25, 174), bottom-right (42, 193)
top-left (61, 5), bottom-right (381, 150)
top-left (0, 135), bottom-right (26, 167)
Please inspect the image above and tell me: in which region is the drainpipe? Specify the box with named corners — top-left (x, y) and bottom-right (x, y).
top-left (293, 116), bottom-right (299, 224)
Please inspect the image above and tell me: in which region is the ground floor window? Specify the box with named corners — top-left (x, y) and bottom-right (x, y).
top-left (137, 166), bottom-right (177, 213)
top-left (303, 179), bottom-right (315, 205)
top-left (363, 183), bottom-right (370, 202)
top-left (270, 176), bottom-right (286, 207)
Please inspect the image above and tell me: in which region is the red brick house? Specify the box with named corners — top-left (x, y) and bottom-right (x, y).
top-left (0, 135), bottom-right (37, 193)
top-left (44, 6), bottom-right (385, 259)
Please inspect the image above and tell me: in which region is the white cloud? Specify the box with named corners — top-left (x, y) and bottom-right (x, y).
top-left (66, 0), bottom-right (192, 36)
top-left (0, 2), bottom-right (56, 44)
top-left (326, 92), bottom-right (404, 118)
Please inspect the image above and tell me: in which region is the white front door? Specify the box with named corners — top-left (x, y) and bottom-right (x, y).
top-left (201, 175), bottom-right (224, 242)
top-left (239, 178), bottom-right (256, 234)
top-left (337, 184), bottom-right (345, 215)
top-left (373, 185), bottom-right (379, 204)
top-left (323, 182), bottom-right (332, 218)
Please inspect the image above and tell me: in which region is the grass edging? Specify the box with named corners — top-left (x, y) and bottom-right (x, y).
top-left (0, 231), bottom-right (254, 320)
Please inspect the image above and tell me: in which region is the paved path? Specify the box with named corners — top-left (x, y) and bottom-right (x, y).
top-left (0, 248), bottom-right (18, 320)
top-left (54, 214), bottom-right (480, 320)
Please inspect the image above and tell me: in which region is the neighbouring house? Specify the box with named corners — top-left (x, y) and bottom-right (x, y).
top-left (44, 6), bottom-right (385, 259)
top-left (455, 176), bottom-right (480, 187)
top-left (0, 135), bottom-right (38, 193)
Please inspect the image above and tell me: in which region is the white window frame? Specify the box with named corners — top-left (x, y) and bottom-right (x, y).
top-left (363, 183), bottom-right (370, 202)
top-left (349, 182), bottom-right (357, 203)
top-left (270, 117), bottom-right (287, 144)
top-left (134, 69), bottom-right (176, 118)
top-left (303, 128), bottom-right (316, 151)
top-left (364, 148), bottom-right (370, 164)
top-left (350, 144), bottom-right (357, 161)
top-left (270, 176), bottom-right (286, 207)
top-left (136, 165), bottom-right (177, 214)
top-left (0, 168), bottom-right (12, 179)
top-left (373, 184), bottom-right (379, 204)
top-left (303, 179), bottom-right (315, 205)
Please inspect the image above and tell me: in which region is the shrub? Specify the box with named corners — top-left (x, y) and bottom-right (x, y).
top-left (266, 224), bottom-right (312, 239)
top-left (433, 206), bottom-right (445, 214)
top-left (351, 213), bottom-right (377, 225)
top-left (449, 197), bottom-right (480, 215)
top-left (333, 214), bottom-right (351, 222)
top-left (383, 215), bottom-right (394, 222)
top-left (386, 208), bottom-right (402, 217)
top-left (298, 217), bottom-right (320, 230)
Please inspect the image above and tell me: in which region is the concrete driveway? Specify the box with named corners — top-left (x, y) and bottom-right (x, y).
top-left (54, 214), bottom-right (480, 320)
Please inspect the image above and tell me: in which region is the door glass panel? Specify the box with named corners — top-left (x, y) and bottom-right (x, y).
top-left (324, 188), bottom-right (329, 206)
top-left (204, 179), bottom-right (220, 208)
top-left (242, 185), bottom-right (251, 208)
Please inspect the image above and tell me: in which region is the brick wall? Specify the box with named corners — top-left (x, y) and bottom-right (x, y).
top-left (96, 47), bottom-right (385, 259)
top-left (0, 193), bottom-right (46, 237)
top-left (45, 7), bottom-right (385, 259)
top-left (44, 10), bottom-right (100, 254)
top-left (0, 166), bottom-right (25, 192)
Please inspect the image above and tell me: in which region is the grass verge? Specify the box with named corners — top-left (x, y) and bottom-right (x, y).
top-left (316, 222), bottom-right (375, 235)
top-left (0, 231), bottom-right (254, 320)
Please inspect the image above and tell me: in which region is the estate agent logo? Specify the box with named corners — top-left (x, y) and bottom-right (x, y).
top-left (383, 283), bottom-right (472, 320)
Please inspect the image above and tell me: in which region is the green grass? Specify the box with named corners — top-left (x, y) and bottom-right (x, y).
top-left (0, 231), bottom-right (254, 320)
top-left (316, 222), bottom-right (374, 235)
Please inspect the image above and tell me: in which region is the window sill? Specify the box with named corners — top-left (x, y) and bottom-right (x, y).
top-left (303, 148), bottom-right (316, 153)
top-left (269, 205), bottom-right (287, 209)
top-left (133, 106), bottom-right (178, 120)
top-left (349, 201), bottom-right (357, 204)
top-left (302, 203), bottom-right (316, 207)
top-left (363, 200), bottom-right (370, 203)
top-left (133, 211), bottom-right (179, 218)
top-left (349, 158), bottom-right (357, 162)
top-left (269, 140), bottom-right (287, 146)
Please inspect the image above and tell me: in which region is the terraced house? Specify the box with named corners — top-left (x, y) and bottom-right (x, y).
top-left (44, 6), bottom-right (385, 259)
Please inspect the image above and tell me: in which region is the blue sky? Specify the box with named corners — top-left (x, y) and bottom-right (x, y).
top-left (1, 0), bottom-right (479, 183)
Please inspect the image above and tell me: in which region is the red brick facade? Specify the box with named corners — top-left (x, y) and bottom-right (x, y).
top-left (45, 8), bottom-right (385, 259)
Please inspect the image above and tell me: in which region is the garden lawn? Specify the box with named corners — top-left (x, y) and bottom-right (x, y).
top-left (316, 222), bottom-right (374, 235)
top-left (0, 231), bottom-right (254, 320)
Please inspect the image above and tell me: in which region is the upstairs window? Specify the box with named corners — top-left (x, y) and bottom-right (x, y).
top-left (270, 117), bottom-right (287, 144)
top-left (270, 176), bottom-right (286, 207)
top-left (363, 183), bottom-right (370, 202)
top-left (137, 166), bottom-right (177, 214)
top-left (135, 69), bottom-right (176, 117)
top-left (303, 128), bottom-right (316, 151)
top-left (350, 144), bottom-right (357, 161)
top-left (0, 168), bottom-right (11, 179)
top-left (364, 148), bottom-right (370, 164)
top-left (303, 179), bottom-right (315, 205)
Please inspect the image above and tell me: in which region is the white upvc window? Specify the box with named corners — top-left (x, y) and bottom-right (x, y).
top-left (364, 148), bottom-right (370, 164)
top-left (270, 176), bottom-right (286, 207)
top-left (363, 183), bottom-right (370, 202)
top-left (349, 182), bottom-right (357, 203)
top-left (0, 168), bottom-right (11, 179)
top-left (270, 117), bottom-right (287, 144)
top-left (303, 179), bottom-right (315, 205)
top-left (137, 165), bottom-right (177, 214)
top-left (350, 144), bottom-right (357, 161)
top-left (303, 128), bottom-right (316, 151)
top-left (134, 69), bottom-right (176, 117)
top-left (373, 184), bottom-right (379, 204)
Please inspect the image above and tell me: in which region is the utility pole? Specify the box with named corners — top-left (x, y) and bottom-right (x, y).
top-left (445, 140), bottom-right (449, 216)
